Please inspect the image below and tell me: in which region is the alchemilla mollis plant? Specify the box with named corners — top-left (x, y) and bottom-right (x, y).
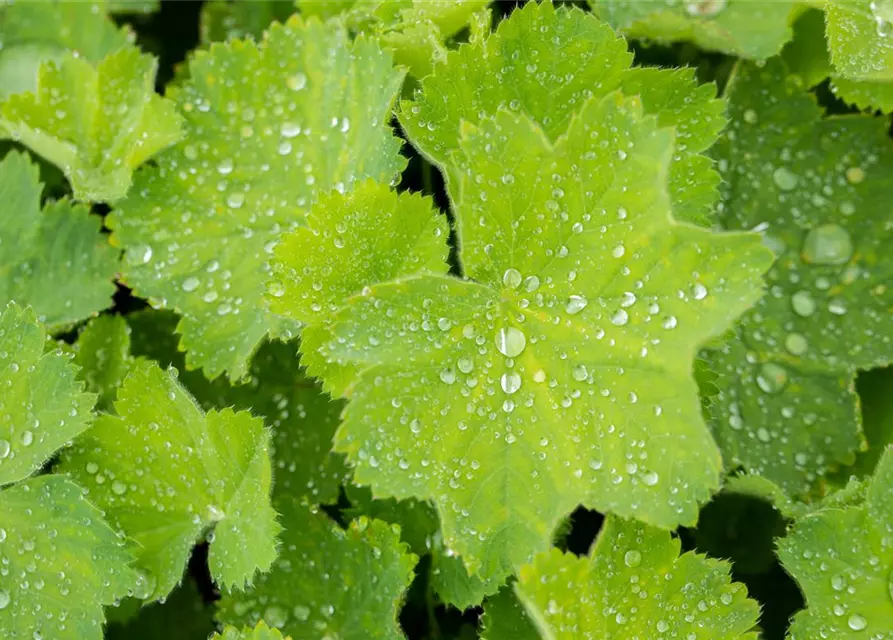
top-left (0, 0), bottom-right (891, 639)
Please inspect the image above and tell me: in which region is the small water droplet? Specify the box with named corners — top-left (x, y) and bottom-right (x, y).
top-left (791, 290), bottom-right (816, 317)
top-left (181, 276), bottom-right (200, 293)
top-left (684, 0), bottom-right (727, 17)
top-left (756, 363), bottom-right (788, 394)
top-left (784, 333), bottom-right (808, 356)
top-left (111, 480), bottom-right (127, 496)
top-left (572, 364), bottom-right (588, 382)
top-left (495, 327), bottom-right (526, 357)
top-left (226, 192), bottom-right (245, 209)
top-left (802, 224), bottom-right (853, 265)
top-left (641, 471), bottom-right (659, 486)
top-left (440, 369), bottom-right (456, 385)
top-left (293, 605), bottom-right (310, 622)
top-left (0, 590), bottom-right (9, 610)
top-left (845, 166), bottom-right (865, 184)
top-left (624, 550), bottom-right (642, 567)
top-left (772, 167), bottom-right (799, 191)
top-left (523, 276), bottom-right (540, 292)
top-left (457, 356), bottom-right (474, 374)
top-left (268, 281), bottom-right (286, 298)
top-left (0, 439), bottom-right (9, 459)
top-left (265, 605), bottom-right (288, 629)
top-left (743, 109), bottom-right (758, 124)
top-left (286, 73), bottom-right (307, 91)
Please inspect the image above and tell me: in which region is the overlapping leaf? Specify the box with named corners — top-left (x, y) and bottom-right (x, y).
top-left (106, 579), bottom-right (215, 639)
top-left (0, 46), bottom-right (183, 202)
top-left (399, 1), bottom-right (726, 226)
top-left (127, 309), bottom-right (349, 506)
top-left (703, 58), bottom-right (893, 496)
top-left (212, 622), bottom-right (290, 640)
top-left (590, 0), bottom-right (796, 59)
top-left (75, 315), bottom-right (133, 411)
top-left (778, 447), bottom-right (893, 638)
top-left (0, 0), bottom-right (129, 97)
top-left (0, 152), bottom-right (119, 328)
top-left (269, 180), bottom-right (449, 394)
top-left (0, 303), bottom-right (95, 486)
top-left (482, 516), bottom-right (760, 639)
top-left (318, 94), bottom-right (770, 582)
top-left (60, 359), bottom-right (280, 600)
top-left (109, 16), bottom-right (406, 381)
top-left (0, 475), bottom-right (137, 640)
top-left (217, 501), bottom-right (417, 639)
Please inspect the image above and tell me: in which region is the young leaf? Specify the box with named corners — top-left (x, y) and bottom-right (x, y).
top-left (59, 359), bottom-right (280, 600)
top-left (489, 515), bottom-right (759, 639)
top-left (590, 0), bottom-right (796, 59)
top-left (321, 96), bottom-right (771, 581)
top-left (0, 151), bottom-right (119, 329)
top-left (217, 499), bottom-right (417, 640)
top-left (399, 1), bottom-right (726, 226)
top-left (212, 621), bottom-right (290, 640)
top-left (128, 309), bottom-right (349, 506)
top-left (0, 46), bottom-right (183, 203)
top-left (109, 16), bottom-right (407, 381)
top-left (703, 58), bottom-right (893, 496)
top-left (269, 180), bottom-right (449, 395)
top-left (0, 475), bottom-right (138, 640)
top-left (0, 303), bottom-right (95, 486)
top-left (0, 0), bottom-right (130, 97)
top-left (778, 446), bottom-right (893, 638)
top-left (75, 315), bottom-right (133, 412)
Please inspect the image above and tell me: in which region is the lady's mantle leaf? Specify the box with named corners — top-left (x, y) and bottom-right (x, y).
top-left (212, 621), bottom-right (291, 640)
top-left (399, 1), bottom-right (726, 226)
top-left (0, 303), bottom-right (95, 486)
top-left (109, 16), bottom-right (406, 382)
top-left (74, 315), bottom-right (133, 412)
top-left (779, 447), bottom-right (893, 638)
top-left (59, 359), bottom-right (280, 601)
top-left (270, 180), bottom-right (449, 395)
top-left (826, 0), bottom-right (893, 82)
top-left (200, 1), bottom-right (296, 44)
top-left (0, 152), bottom-right (119, 329)
top-left (320, 96), bottom-right (771, 581)
top-left (703, 59), bottom-right (893, 496)
top-left (217, 499), bottom-right (417, 640)
top-left (0, 475), bottom-right (138, 640)
top-left (0, 46), bottom-right (183, 203)
top-left (483, 516), bottom-right (759, 639)
top-left (591, 0), bottom-right (796, 60)
top-left (0, 0), bottom-right (130, 98)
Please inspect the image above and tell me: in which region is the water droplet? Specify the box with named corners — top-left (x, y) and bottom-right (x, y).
top-left (684, 0), bottom-right (727, 17)
top-left (572, 364), bottom-right (588, 381)
top-left (0, 590), bottom-right (9, 610)
top-left (495, 327), bottom-right (526, 357)
top-left (280, 122), bottom-right (301, 138)
top-left (265, 605), bottom-right (288, 629)
top-left (611, 309), bottom-right (629, 326)
top-left (847, 613), bottom-right (867, 631)
top-left (566, 295), bottom-right (588, 315)
top-left (440, 369), bottom-right (456, 385)
top-left (293, 605), bottom-right (310, 622)
top-left (21, 430), bottom-right (33, 446)
top-left (756, 363), bottom-right (788, 394)
top-left (791, 290), bottom-right (816, 317)
top-left (662, 315), bottom-right (677, 330)
top-left (127, 244), bottom-right (153, 265)
top-left (802, 224), bottom-right (853, 265)
top-left (457, 356), bottom-right (474, 374)
top-left (286, 73), bottom-right (307, 91)
top-left (111, 480), bottom-right (127, 496)
top-left (0, 439), bottom-right (9, 459)
top-left (523, 276), bottom-right (540, 292)
top-left (503, 268), bottom-right (522, 289)
top-left (216, 158), bottom-right (233, 175)
top-left (226, 192), bottom-right (245, 209)
top-left (784, 333), bottom-right (808, 356)
top-left (500, 372), bottom-right (521, 394)
top-left (268, 281), bottom-right (286, 298)
top-left (624, 550), bottom-right (642, 568)
top-left (828, 297), bottom-right (847, 315)
top-left (846, 166), bottom-right (865, 184)
top-left (181, 276), bottom-right (200, 293)
top-left (743, 109), bottom-right (758, 124)
top-left (620, 291), bottom-right (637, 307)
top-left (641, 470), bottom-right (659, 486)
top-left (612, 244), bottom-right (625, 258)
top-left (772, 167), bottom-right (799, 191)
top-left (692, 283), bottom-right (708, 300)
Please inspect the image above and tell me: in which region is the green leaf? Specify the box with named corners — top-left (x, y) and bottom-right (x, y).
top-left (480, 588), bottom-right (539, 640)
top-left (830, 75), bottom-right (893, 113)
top-left (778, 446), bottom-right (893, 638)
top-left (0, 151), bottom-right (119, 328)
top-left (0, 475), bottom-right (138, 640)
top-left (106, 579), bottom-right (215, 639)
top-left (1, 46), bottom-right (183, 203)
top-left (200, 1), bottom-right (296, 44)
top-left (399, 1), bottom-right (726, 226)
top-left (109, 16), bottom-right (406, 381)
top-left (321, 95), bottom-right (770, 581)
top-left (128, 309), bottom-right (349, 506)
top-left (107, 0), bottom-right (160, 15)
top-left (781, 8), bottom-right (833, 88)
top-left (825, 0), bottom-right (893, 82)
top-left (75, 315), bottom-right (133, 412)
top-left (217, 500), bottom-right (417, 640)
top-left (212, 621), bottom-right (291, 640)
top-left (703, 58), bottom-right (893, 496)
top-left (500, 515), bottom-right (759, 639)
top-left (590, 0), bottom-right (796, 59)
top-left (59, 359), bottom-right (280, 600)
top-left (269, 180), bottom-right (449, 394)
top-left (0, 0), bottom-right (129, 98)
top-left (841, 368), bottom-right (893, 478)
top-left (0, 302), bottom-right (95, 486)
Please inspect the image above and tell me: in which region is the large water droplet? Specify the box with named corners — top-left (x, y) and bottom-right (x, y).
top-left (0, 439), bottom-right (9, 459)
top-left (566, 295), bottom-right (588, 315)
top-left (440, 368), bottom-right (456, 385)
top-left (181, 276), bottom-right (200, 293)
top-left (624, 550), bottom-right (642, 567)
top-left (756, 363), bottom-right (788, 394)
top-left (495, 327), bottom-right (526, 357)
top-left (802, 224), bottom-right (853, 265)
top-left (457, 356), bottom-right (474, 374)
top-left (127, 244), bottom-right (153, 265)
top-left (772, 167), bottom-right (799, 191)
top-left (847, 613), bottom-right (867, 631)
top-left (791, 290), bottom-right (816, 317)
top-left (784, 333), bottom-right (808, 356)
top-left (0, 590), bottom-right (9, 610)
top-left (265, 605), bottom-right (288, 629)
top-left (500, 372), bottom-right (521, 394)
top-left (503, 268), bottom-right (522, 289)
top-left (611, 309), bottom-right (629, 326)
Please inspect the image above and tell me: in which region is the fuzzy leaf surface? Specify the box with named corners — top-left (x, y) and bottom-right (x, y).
top-left (704, 59), bottom-right (893, 495)
top-left (60, 359), bottom-right (279, 600)
top-left (321, 96), bottom-right (770, 581)
top-left (217, 501), bottom-right (417, 640)
top-left (109, 16), bottom-right (406, 380)
top-left (0, 46), bottom-right (182, 202)
top-left (0, 475), bottom-right (137, 640)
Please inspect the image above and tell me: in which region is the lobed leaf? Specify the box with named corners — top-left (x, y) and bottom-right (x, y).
top-left (74, 315), bottom-right (133, 412)
top-left (0, 152), bottom-right (119, 329)
top-left (0, 302), bottom-right (96, 486)
top-left (0, 46), bottom-right (183, 203)
top-left (321, 94), bottom-right (771, 582)
top-left (106, 579), bottom-right (215, 639)
top-left (212, 621), bottom-right (290, 640)
top-left (0, 475), bottom-right (138, 640)
top-left (109, 15), bottom-right (406, 381)
top-left (825, 0), bottom-right (893, 82)
top-left (703, 58), bottom-right (893, 496)
top-left (59, 359), bottom-right (280, 600)
top-left (779, 446), bottom-right (893, 638)
top-left (217, 500), bottom-right (417, 640)
top-left (200, 1), bottom-right (296, 44)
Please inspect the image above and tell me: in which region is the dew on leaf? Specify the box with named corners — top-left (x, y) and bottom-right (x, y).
top-left (0, 440), bottom-right (10, 459)
top-left (845, 166), bottom-right (865, 184)
top-left (500, 372), bottom-right (522, 394)
top-left (847, 613), bottom-right (867, 631)
top-left (494, 327), bottom-right (526, 357)
top-left (790, 290), bottom-right (816, 317)
top-left (772, 167), bottom-right (799, 191)
top-left (756, 363), bottom-right (788, 394)
top-left (623, 550), bottom-right (642, 567)
top-left (784, 333), bottom-right (808, 356)
top-left (801, 224), bottom-right (853, 265)
top-left (566, 295), bottom-right (588, 315)
top-left (611, 309), bottom-right (629, 326)
top-left (503, 268), bottom-right (522, 289)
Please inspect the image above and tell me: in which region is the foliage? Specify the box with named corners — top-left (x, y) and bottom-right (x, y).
top-left (0, 1), bottom-right (891, 639)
